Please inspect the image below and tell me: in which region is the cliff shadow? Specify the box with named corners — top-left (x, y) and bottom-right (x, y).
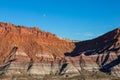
top-left (100, 55), bottom-right (120, 75)
top-left (64, 42), bottom-right (83, 57)
top-left (64, 40), bottom-right (120, 75)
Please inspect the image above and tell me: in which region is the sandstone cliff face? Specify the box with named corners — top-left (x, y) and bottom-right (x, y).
top-left (0, 22), bottom-right (74, 58)
top-left (0, 22), bottom-right (75, 78)
top-left (0, 22), bottom-right (120, 79)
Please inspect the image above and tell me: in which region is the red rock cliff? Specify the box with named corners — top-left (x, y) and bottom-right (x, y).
top-left (0, 22), bottom-right (75, 64)
top-left (0, 22), bottom-right (120, 79)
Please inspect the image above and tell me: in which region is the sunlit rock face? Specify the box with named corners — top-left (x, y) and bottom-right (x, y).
top-left (0, 22), bottom-right (120, 79)
top-left (0, 22), bottom-right (75, 77)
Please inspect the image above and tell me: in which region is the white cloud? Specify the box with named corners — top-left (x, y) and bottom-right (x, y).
top-left (75, 32), bottom-right (94, 36)
top-left (96, 33), bottom-right (104, 36)
top-left (84, 32), bottom-right (94, 37)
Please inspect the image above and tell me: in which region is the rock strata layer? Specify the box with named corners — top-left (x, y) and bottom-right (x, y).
top-left (0, 22), bottom-right (120, 78)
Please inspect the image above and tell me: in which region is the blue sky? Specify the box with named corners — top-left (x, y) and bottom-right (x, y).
top-left (0, 0), bottom-right (120, 40)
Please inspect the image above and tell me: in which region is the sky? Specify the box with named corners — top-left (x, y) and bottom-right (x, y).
top-left (0, 0), bottom-right (120, 40)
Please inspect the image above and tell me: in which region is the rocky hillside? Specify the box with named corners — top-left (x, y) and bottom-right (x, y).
top-left (65, 28), bottom-right (120, 76)
top-left (0, 22), bottom-right (75, 79)
top-left (0, 22), bottom-right (75, 62)
top-left (0, 22), bottom-right (120, 79)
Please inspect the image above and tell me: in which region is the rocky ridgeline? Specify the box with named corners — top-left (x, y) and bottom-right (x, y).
top-left (0, 22), bottom-right (75, 78)
top-left (0, 22), bottom-right (120, 79)
top-left (65, 28), bottom-right (120, 77)
top-left (0, 22), bottom-right (74, 57)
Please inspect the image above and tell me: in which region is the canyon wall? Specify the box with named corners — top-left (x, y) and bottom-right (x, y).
top-left (0, 22), bottom-right (120, 79)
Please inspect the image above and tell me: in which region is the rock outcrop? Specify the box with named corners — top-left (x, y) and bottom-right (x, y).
top-left (0, 22), bottom-right (120, 79)
top-left (65, 28), bottom-right (120, 77)
top-left (0, 22), bottom-right (75, 78)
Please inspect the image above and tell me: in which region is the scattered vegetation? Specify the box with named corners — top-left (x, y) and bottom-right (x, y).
top-left (0, 71), bottom-right (119, 80)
